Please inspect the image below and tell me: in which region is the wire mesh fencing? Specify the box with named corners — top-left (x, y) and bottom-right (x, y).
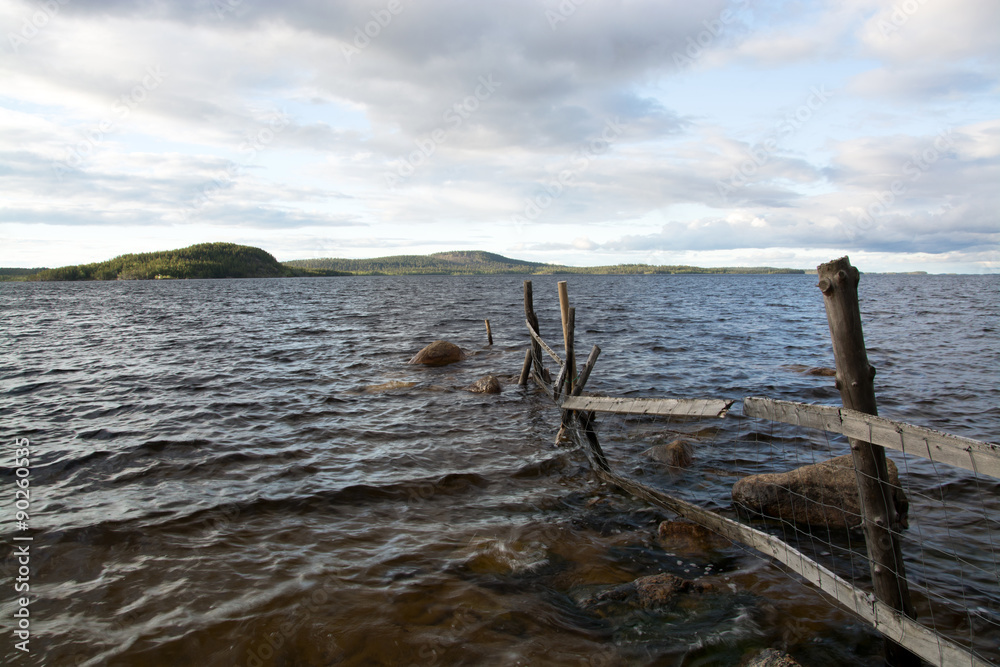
top-left (557, 395), bottom-right (999, 666)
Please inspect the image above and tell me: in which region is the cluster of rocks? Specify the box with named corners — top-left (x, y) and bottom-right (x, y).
top-left (406, 339), bottom-right (503, 395)
top-left (579, 521), bottom-right (803, 666)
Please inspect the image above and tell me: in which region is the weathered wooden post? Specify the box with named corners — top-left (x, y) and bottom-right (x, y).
top-left (518, 349), bottom-right (532, 386)
top-left (817, 256), bottom-right (919, 667)
top-left (484, 319), bottom-right (493, 346)
top-left (564, 307), bottom-right (576, 395)
top-left (523, 280), bottom-right (548, 385)
top-left (571, 345), bottom-right (601, 397)
top-left (557, 281), bottom-right (570, 348)
top-left (557, 281), bottom-right (575, 389)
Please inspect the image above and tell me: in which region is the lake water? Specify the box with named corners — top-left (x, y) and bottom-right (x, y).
top-left (1, 273), bottom-right (997, 666)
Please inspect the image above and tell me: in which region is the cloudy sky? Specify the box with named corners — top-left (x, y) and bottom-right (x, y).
top-left (1, 0), bottom-right (997, 272)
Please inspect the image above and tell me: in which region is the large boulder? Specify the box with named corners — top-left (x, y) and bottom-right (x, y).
top-left (467, 375), bottom-right (502, 394)
top-left (732, 453), bottom-right (908, 530)
top-left (408, 340), bottom-right (466, 366)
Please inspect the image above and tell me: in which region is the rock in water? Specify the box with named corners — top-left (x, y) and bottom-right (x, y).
top-left (732, 453), bottom-right (908, 530)
top-left (582, 573), bottom-right (713, 611)
top-left (408, 340), bottom-right (466, 366)
top-left (642, 439), bottom-right (694, 467)
top-left (744, 649), bottom-right (802, 667)
top-left (657, 521), bottom-right (729, 553)
top-left (467, 375), bottom-right (502, 394)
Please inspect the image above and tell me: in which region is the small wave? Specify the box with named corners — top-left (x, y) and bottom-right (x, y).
top-left (4, 381), bottom-right (54, 396)
top-left (38, 471), bottom-right (492, 546)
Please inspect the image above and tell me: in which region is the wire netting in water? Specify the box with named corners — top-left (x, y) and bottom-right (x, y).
top-left (565, 401), bottom-right (1000, 665)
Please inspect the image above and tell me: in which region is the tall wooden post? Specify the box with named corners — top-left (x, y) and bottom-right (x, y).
top-left (557, 281), bottom-right (570, 350)
top-left (817, 256), bottom-right (919, 667)
top-left (557, 281), bottom-right (575, 389)
top-left (564, 307), bottom-right (576, 394)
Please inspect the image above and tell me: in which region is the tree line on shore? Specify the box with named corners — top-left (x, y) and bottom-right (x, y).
top-left (2, 245), bottom-right (804, 281)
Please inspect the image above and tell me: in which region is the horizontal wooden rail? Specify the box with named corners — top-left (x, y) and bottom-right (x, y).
top-left (743, 397), bottom-right (1000, 480)
top-left (567, 412), bottom-right (988, 667)
top-left (525, 319), bottom-right (564, 368)
top-left (561, 395), bottom-right (733, 419)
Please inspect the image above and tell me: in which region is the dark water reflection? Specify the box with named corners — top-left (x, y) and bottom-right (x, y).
top-left (0, 274), bottom-right (997, 665)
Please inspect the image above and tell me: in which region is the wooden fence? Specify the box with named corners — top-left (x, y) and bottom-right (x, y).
top-left (518, 258), bottom-right (999, 667)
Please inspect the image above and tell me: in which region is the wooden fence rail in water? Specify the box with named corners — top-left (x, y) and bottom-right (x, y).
top-left (743, 397), bottom-right (1000, 480)
top-left (520, 271), bottom-right (999, 667)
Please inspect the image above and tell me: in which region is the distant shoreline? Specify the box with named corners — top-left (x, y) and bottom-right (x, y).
top-left (2, 244), bottom-right (808, 281)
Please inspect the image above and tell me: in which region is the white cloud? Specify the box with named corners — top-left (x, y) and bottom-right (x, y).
top-left (0, 0), bottom-right (997, 272)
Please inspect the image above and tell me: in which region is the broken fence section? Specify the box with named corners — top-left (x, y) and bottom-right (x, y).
top-left (520, 274), bottom-right (1000, 667)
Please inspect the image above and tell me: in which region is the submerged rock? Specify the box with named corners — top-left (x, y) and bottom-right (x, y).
top-left (583, 573), bottom-right (713, 611)
top-left (643, 439), bottom-right (694, 468)
top-left (362, 380), bottom-right (417, 394)
top-left (732, 453), bottom-right (908, 530)
top-left (657, 520), bottom-right (729, 553)
top-left (467, 375), bottom-right (502, 394)
top-left (743, 648), bottom-right (802, 667)
top-left (783, 364), bottom-right (837, 377)
top-left (408, 340), bottom-right (466, 366)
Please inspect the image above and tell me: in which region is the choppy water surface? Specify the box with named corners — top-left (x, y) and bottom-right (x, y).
top-left (1, 274), bottom-right (997, 666)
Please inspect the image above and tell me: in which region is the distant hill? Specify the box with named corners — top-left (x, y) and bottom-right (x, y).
top-left (17, 243), bottom-right (346, 281)
top-left (4, 245), bottom-right (804, 281)
top-left (284, 250), bottom-right (551, 275)
top-left (284, 251), bottom-right (804, 276)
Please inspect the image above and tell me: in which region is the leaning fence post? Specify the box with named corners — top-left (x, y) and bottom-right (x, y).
top-left (817, 256), bottom-right (919, 667)
top-left (523, 280), bottom-right (548, 385)
top-left (518, 349), bottom-right (532, 386)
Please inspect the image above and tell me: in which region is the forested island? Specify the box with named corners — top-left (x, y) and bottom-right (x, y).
top-left (2, 243), bottom-right (345, 281)
top-left (2, 244), bottom-right (804, 281)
